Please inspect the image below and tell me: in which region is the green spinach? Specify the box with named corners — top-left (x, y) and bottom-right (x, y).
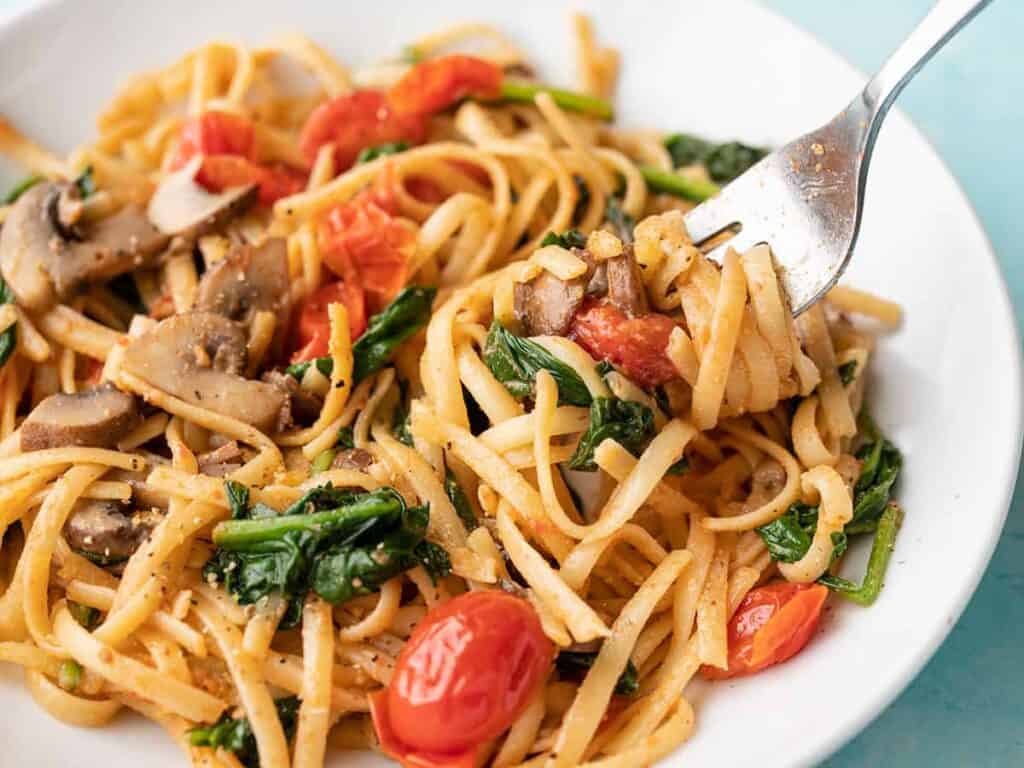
top-left (445, 469), bottom-right (477, 531)
top-left (820, 503), bottom-right (902, 606)
top-left (568, 397), bottom-right (654, 471)
top-left (2, 175), bottom-right (42, 204)
top-left (838, 360), bottom-right (858, 386)
top-left (74, 166), bottom-right (96, 198)
top-left (495, 81), bottom-right (614, 121)
top-left (189, 696), bottom-right (299, 768)
top-left (540, 229), bottom-right (587, 250)
top-left (0, 276), bottom-right (17, 369)
top-left (483, 321), bottom-right (592, 407)
top-left (356, 142), bottom-right (410, 164)
top-left (285, 356), bottom-right (334, 381)
top-left (205, 485), bottom-right (448, 623)
top-left (352, 286), bottom-right (435, 384)
top-left (556, 651), bottom-right (639, 696)
top-left (664, 133), bottom-right (767, 182)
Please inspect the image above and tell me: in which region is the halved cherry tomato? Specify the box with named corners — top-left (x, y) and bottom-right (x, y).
top-left (370, 591), bottom-right (554, 766)
top-left (195, 155), bottom-right (306, 206)
top-left (291, 280), bottom-right (367, 363)
top-left (320, 193), bottom-right (414, 311)
top-left (387, 55), bottom-right (503, 116)
top-left (168, 111), bottom-right (255, 170)
top-left (702, 582), bottom-right (828, 680)
top-left (298, 90), bottom-right (429, 171)
top-left (569, 299), bottom-right (679, 388)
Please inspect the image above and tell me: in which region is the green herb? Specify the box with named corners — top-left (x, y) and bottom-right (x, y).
top-left (2, 175), bottom-right (42, 204)
top-left (445, 469), bottom-right (477, 531)
top-left (568, 398), bottom-right (654, 471)
top-left (605, 196), bottom-right (635, 244)
top-left (353, 286), bottom-right (436, 384)
top-left (335, 425), bottom-right (355, 450)
top-left (356, 142), bottom-right (410, 164)
top-left (401, 45), bottom-right (424, 64)
top-left (57, 660), bottom-right (82, 692)
top-left (639, 165), bottom-right (720, 202)
top-left (556, 651), bottom-right (639, 696)
top-left (572, 175), bottom-right (591, 225)
top-left (664, 133), bottom-right (768, 183)
top-left (68, 600), bottom-right (100, 630)
top-left (820, 504), bottom-right (902, 606)
top-left (310, 449), bottom-right (336, 475)
top-left (73, 166), bottom-right (96, 198)
top-left (847, 436), bottom-right (902, 535)
top-left (189, 696), bottom-right (300, 768)
top-left (664, 134), bottom-right (712, 168)
top-left (483, 321), bottom-right (592, 407)
top-left (205, 486), bottom-right (448, 618)
top-left (540, 229), bottom-right (587, 250)
top-left (224, 480), bottom-right (251, 520)
top-left (0, 276), bottom-right (17, 369)
top-left (496, 81), bottom-right (614, 120)
top-left (285, 356), bottom-right (334, 381)
top-left (838, 360), bottom-right (858, 386)
top-left (595, 360), bottom-right (615, 378)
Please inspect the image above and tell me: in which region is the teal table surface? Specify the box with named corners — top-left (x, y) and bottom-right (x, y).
top-left (1, 1), bottom-right (1022, 766)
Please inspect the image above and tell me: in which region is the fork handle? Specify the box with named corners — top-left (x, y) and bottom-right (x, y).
top-left (862, 0), bottom-right (993, 130)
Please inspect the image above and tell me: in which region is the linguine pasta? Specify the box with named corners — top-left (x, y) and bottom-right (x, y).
top-left (0, 15), bottom-right (904, 768)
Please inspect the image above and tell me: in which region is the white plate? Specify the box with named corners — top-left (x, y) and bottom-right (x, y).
top-left (0, 1), bottom-right (1020, 766)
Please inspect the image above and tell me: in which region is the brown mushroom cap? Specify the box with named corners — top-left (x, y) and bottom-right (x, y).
top-left (63, 499), bottom-right (161, 565)
top-left (146, 157), bottom-right (257, 241)
top-left (0, 182), bottom-right (169, 311)
top-left (605, 245), bottom-right (649, 317)
top-left (195, 238), bottom-right (290, 323)
top-left (121, 312), bottom-right (288, 434)
top-left (21, 383), bottom-right (140, 452)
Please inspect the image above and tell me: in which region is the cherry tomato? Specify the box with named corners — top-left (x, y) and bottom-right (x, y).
top-left (387, 55), bottom-right (503, 116)
top-left (702, 582), bottom-right (828, 680)
top-left (168, 111), bottom-right (255, 170)
top-left (195, 156), bottom-right (306, 206)
top-left (569, 300), bottom-right (678, 388)
top-left (298, 90), bottom-right (428, 171)
top-left (291, 280), bottom-right (367, 363)
top-left (320, 195), bottom-right (414, 312)
top-left (370, 591), bottom-right (554, 765)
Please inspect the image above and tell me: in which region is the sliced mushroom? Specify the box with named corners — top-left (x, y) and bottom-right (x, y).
top-left (605, 245), bottom-right (649, 317)
top-left (197, 440), bottom-right (244, 477)
top-left (21, 383), bottom-right (140, 452)
top-left (262, 370), bottom-right (324, 426)
top-left (0, 182), bottom-right (168, 310)
top-left (64, 499), bottom-right (162, 566)
top-left (147, 157), bottom-right (257, 241)
top-left (121, 312), bottom-right (288, 434)
top-left (195, 238), bottom-right (290, 325)
top-left (331, 447), bottom-right (375, 472)
top-left (514, 248), bottom-right (612, 336)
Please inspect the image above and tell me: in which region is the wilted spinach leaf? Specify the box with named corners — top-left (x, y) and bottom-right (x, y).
top-left (664, 133), bottom-right (767, 182)
top-left (2, 175), bottom-right (42, 204)
top-left (483, 321), bottom-right (591, 407)
top-left (445, 469), bottom-right (477, 531)
top-left (540, 229), bottom-right (587, 250)
top-left (568, 397), bottom-right (654, 471)
top-left (353, 286), bottom-right (435, 384)
top-left (356, 142), bottom-right (409, 164)
top-left (189, 696), bottom-right (299, 768)
top-left (0, 276), bottom-right (17, 368)
top-left (556, 651), bottom-right (639, 696)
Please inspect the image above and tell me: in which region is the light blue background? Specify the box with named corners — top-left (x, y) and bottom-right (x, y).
top-left (765, 2), bottom-right (1024, 766)
top-left (0, 0), bottom-right (1021, 765)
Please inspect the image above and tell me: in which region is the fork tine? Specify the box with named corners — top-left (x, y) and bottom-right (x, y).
top-left (682, 193), bottom-right (741, 245)
top-left (702, 229), bottom-right (763, 265)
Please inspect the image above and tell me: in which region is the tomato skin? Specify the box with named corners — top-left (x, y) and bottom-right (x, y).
top-left (569, 300), bottom-right (678, 388)
top-left (195, 156), bottom-right (306, 206)
top-left (298, 90), bottom-right (428, 171)
top-left (320, 193), bottom-right (413, 312)
top-left (372, 591), bottom-right (554, 759)
top-left (702, 582), bottom-right (828, 680)
top-left (291, 280), bottom-right (367, 363)
top-left (169, 111), bottom-right (255, 170)
top-left (388, 55), bottom-right (503, 116)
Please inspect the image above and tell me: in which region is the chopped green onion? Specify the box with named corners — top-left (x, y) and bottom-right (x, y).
top-left (496, 81), bottom-right (614, 121)
top-left (310, 449), bottom-right (336, 476)
top-left (639, 165), bottom-right (720, 202)
top-left (58, 660), bottom-right (82, 691)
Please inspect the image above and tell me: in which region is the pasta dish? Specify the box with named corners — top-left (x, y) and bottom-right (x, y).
top-left (0, 15), bottom-right (904, 768)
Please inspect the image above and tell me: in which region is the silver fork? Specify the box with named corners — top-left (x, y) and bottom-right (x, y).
top-left (684, 0), bottom-right (993, 314)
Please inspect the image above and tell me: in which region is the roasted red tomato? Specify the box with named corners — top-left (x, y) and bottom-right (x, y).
top-left (569, 299), bottom-right (678, 388)
top-left (298, 90), bottom-right (428, 171)
top-left (370, 591), bottom-right (554, 766)
top-left (388, 55), bottom-right (503, 116)
top-left (196, 155), bottom-right (306, 205)
top-left (320, 195), bottom-right (414, 311)
top-left (291, 280), bottom-right (367, 363)
top-left (168, 111), bottom-right (255, 170)
top-left (702, 582), bottom-right (828, 680)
